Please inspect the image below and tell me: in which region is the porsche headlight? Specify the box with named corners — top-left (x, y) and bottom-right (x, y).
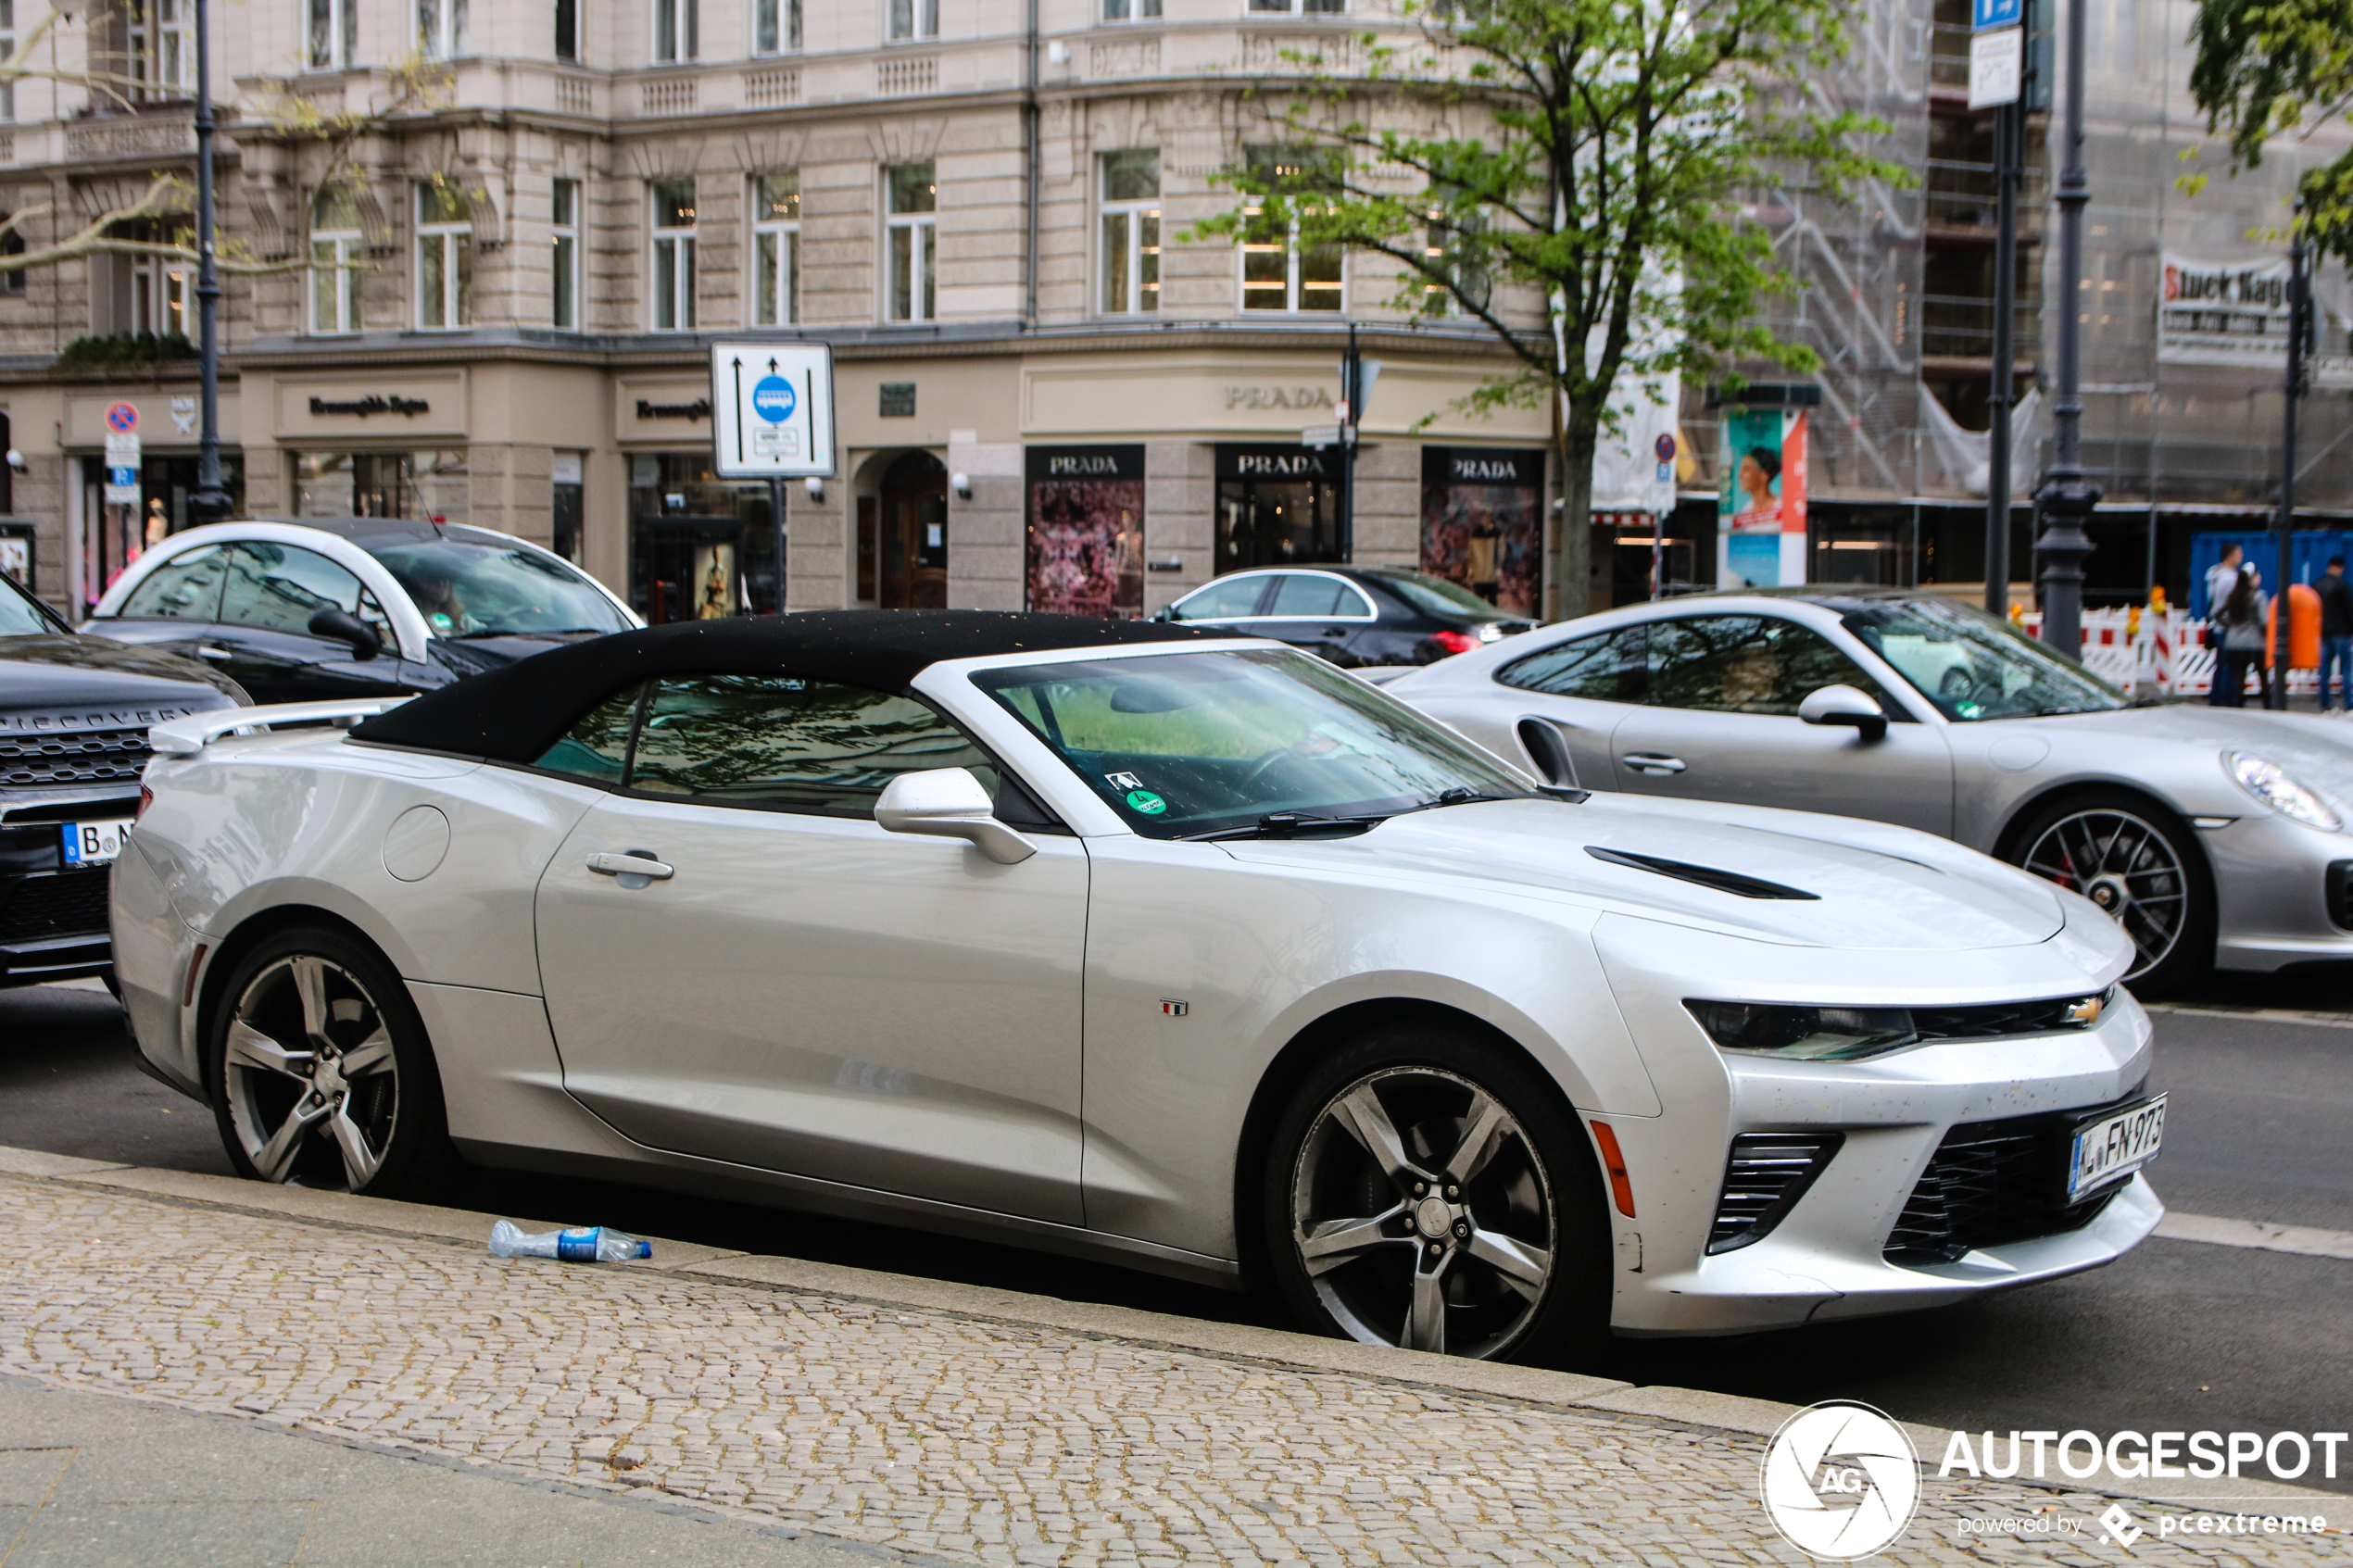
top-left (2224, 752), bottom-right (2344, 832)
top-left (1684, 1001), bottom-right (1919, 1062)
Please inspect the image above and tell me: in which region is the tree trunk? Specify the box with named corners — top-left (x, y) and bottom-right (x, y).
top-left (1553, 413), bottom-right (1601, 622)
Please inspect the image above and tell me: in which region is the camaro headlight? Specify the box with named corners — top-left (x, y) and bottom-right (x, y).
top-left (2224, 751), bottom-right (2343, 832)
top-left (1685, 1001), bottom-right (1921, 1061)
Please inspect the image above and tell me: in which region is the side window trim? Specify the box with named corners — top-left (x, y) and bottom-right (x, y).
top-left (1171, 573), bottom-right (1281, 622)
top-left (1496, 621), bottom-right (1647, 702)
top-left (1263, 572), bottom-right (1378, 622)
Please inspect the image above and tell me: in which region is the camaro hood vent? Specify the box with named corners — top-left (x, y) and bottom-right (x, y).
top-left (1584, 846), bottom-right (1820, 901)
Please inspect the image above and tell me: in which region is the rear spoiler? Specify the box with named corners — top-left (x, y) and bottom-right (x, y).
top-left (149, 696), bottom-right (410, 759)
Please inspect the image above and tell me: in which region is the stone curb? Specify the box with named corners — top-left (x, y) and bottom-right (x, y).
top-left (2, 1145), bottom-right (2339, 1513)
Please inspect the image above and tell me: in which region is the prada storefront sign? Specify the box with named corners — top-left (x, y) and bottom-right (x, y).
top-left (1214, 443), bottom-right (1338, 483)
top-left (1026, 444), bottom-right (1145, 482)
top-left (1421, 445), bottom-right (1544, 488)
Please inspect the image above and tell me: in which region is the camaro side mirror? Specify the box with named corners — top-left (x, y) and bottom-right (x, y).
top-left (1798, 683), bottom-right (1888, 742)
top-left (875, 767), bottom-right (1037, 864)
top-left (308, 607), bottom-right (384, 661)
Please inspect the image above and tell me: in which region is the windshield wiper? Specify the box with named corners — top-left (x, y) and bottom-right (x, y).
top-left (1179, 811), bottom-right (1389, 843)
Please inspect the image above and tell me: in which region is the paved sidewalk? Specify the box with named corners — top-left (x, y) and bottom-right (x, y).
top-left (0, 1159), bottom-right (2341, 1567)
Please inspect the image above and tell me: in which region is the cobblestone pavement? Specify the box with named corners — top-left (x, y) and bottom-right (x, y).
top-left (0, 1173), bottom-right (2340, 1568)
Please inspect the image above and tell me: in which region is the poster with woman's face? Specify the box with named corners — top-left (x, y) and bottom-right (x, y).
top-left (1718, 409), bottom-right (1807, 534)
top-left (1026, 480), bottom-right (1147, 618)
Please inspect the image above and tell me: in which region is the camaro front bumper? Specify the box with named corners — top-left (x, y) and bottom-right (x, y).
top-left (1592, 909), bottom-right (2157, 1336)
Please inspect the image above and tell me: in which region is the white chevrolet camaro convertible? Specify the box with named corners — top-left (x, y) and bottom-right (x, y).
top-left (115, 611), bottom-right (2163, 1365)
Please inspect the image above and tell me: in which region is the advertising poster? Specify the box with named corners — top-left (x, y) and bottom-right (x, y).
top-left (1717, 408), bottom-right (1807, 587)
top-left (1026, 445), bottom-right (1146, 619)
top-left (1419, 446), bottom-right (1542, 616)
top-left (2158, 251), bottom-right (2353, 385)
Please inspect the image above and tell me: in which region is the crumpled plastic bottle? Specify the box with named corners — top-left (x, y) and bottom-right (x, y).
top-left (487, 1219), bottom-right (652, 1262)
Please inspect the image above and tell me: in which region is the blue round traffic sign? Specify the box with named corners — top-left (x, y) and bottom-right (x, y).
top-left (751, 375), bottom-right (796, 424)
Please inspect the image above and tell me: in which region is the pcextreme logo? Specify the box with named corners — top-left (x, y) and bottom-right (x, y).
top-left (1760, 1401), bottom-right (1923, 1561)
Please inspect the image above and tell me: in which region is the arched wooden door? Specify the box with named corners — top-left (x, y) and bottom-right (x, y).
top-left (879, 451), bottom-right (949, 608)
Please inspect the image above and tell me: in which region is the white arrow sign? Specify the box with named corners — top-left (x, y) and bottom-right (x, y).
top-left (710, 341), bottom-right (837, 479)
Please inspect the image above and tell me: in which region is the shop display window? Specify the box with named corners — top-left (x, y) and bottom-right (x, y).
top-left (1418, 446), bottom-right (1541, 616)
top-left (627, 452), bottom-right (779, 623)
top-left (1026, 446), bottom-right (1145, 619)
top-left (1214, 445), bottom-right (1342, 575)
top-left (295, 450), bottom-right (467, 523)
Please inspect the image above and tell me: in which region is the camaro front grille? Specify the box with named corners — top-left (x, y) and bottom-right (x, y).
top-left (0, 727), bottom-right (152, 788)
top-left (1883, 1111), bottom-right (2120, 1264)
top-left (0, 869), bottom-right (112, 941)
top-left (1906, 997), bottom-right (2104, 1041)
top-left (1708, 1133), bottom-right (1844, 1253)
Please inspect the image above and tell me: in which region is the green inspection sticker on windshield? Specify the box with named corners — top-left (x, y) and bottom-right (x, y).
top-left (1125, 789), bottom-right (1168, 815)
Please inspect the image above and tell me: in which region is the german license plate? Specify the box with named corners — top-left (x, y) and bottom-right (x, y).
top-left (2066, 1094), bottom-right (2166, 1203)
top-left (60, 818), bottom-right (133, 868)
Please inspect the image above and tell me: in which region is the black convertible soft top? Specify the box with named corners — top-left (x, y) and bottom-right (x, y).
top-left (349, 608), bottom-right (1228, 762)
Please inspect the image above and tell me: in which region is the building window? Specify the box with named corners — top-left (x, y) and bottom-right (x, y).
top-left (651, 180), bottom-right (697, 331)
top-left (132, 254), bottom-right (191, 336)
top-left (416, 181), bottom-right (472, 330)
top-left (654, 0), bottom-right (698, 60)
top-left (752, 172), bottom-right (799, 326)
top-left (756, 0), bottom-right (800, 52)
top-left (1424, 212), bottom-right (1490, 318)
top-left (309, 186), bottom-right (362, 334)
top-left (308, 0), bottom-right (356, 69)
top-left (885, 162), bottom-right (935, 323)
top-left (0, 222), bottom-right (26, 295)
top-left (1240, 147), bottom-right (1343, 313)
top-left (416, 0), bottom-right (467, 57)
top-left (1101, 0), bottom-right (1160, 17)
top-left (551, 178), bottom-right (581, 331)
top-left (555, 0), bottom-right (578, 60)
top-left (1100, 150), bottom-right (1160, 316)
top-left (157, 0), bottom-right (193, 91)
top-left (1247, 0), bottom-right (1344, 11)
top-left (887, 0), bottom-right (937, 42)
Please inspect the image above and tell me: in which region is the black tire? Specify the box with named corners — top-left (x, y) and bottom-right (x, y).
top-left (2004, 789), bottom-right (2215, 998)
top-left (204, 924), bottom-right (459, 1198)
top-left (1262, 1022), bottom-right (1610, 1367)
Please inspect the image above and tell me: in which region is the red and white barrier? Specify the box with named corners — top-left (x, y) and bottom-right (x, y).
top-left (2014, 607), bottom-right (2313, 699)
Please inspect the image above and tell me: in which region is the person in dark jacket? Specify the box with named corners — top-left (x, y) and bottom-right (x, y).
top-left (2318, 555), bottom-right (2353, 714)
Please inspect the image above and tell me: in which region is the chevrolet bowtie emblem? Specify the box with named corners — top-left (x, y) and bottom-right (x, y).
top-left (2064, 995), bottom-right (2104, 1026)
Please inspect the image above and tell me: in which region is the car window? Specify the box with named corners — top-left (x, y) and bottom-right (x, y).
top-left (367, 534), bottom-right (629, 638)
top-left (1499, 625), bottom-right (1649, 703)
top-left (218, 542), bottom-right (396, 644)
top-left (1266, 573), bottom-right (1371, 619)
top-left (1842, 597), bottom-right (2127, 721)
top-left (118, 544), bottom-right (231, 622)
top-left (1646, 615), bottom-right (1898, 718)
top-left (533, 684), bottom-right (642, 784)
top-left (0, 574), bottom-right (53, 635)
top-left (1361, 569), bottom-right (1512, 621)
top-left (623, 674), bottom-right (1000, 817)
top-left (1167, 576), bottom-right (1272, 621)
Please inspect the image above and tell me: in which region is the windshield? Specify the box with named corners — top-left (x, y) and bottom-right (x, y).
top-left (1842, 597), bottom-right (2128, 721)
top-left (0, 574), bottom-right (57, 636)
top-left (365, 536), bottom-right (631, 638)
top-left (973, 647), bottom-right (1541, 839)
top-left (1362, 569), bottom-right (1516, 621)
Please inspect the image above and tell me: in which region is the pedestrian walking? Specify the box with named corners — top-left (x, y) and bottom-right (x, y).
top-left (2318, 555), bottom-right (2353, 713)
top-left (2212, 565), bottom-right (2270, 709)
top-left (2206, 543), bottom-right (2244, 633)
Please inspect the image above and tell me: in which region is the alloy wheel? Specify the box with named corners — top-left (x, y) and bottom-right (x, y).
top-left (221, 953), bottom-right (401, 1191)
top-left (1290, 1066), bottom-right (1555, 1360)
top-left (2020, 807), bottom-right (2187, 981)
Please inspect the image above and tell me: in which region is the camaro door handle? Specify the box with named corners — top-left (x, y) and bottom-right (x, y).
top-left (195, 646), bottom-right (233, 659)
top-left (1620, 753), bottom-right (1688, 776)
top-left (585, 850), bottom-right (673, 887)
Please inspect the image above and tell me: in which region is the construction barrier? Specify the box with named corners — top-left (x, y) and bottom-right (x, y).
top-left (2016, 607), bottom-right (2318, 699)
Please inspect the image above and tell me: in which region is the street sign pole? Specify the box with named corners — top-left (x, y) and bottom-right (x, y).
top-left (1972, 0), bottom-right (2026, 617)
top-left (1339, 322), bottom-right (1359, 562)
top-left (770, 474), bottom-right (789, 615)
top-left (2271, 198), bottom-right (2309, 709)
top-left (187, 0), bottom-right (231, 530)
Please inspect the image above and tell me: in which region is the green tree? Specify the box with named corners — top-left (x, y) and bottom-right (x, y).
top-left (2189, 0), bottom-right (2353, 255)
top-left (1191, 0), bottom-right (1900, 617)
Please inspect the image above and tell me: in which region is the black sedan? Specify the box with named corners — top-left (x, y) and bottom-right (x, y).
top-left (82, 517), bottom-right (639, 706)
top-left (1157, 567), bottom-right (1537, 666)
top-left (0, 571), bottom-right (244, 986)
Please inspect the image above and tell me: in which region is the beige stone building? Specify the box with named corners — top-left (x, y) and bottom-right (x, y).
top-left (0, 0), bottom-right (1556, 625)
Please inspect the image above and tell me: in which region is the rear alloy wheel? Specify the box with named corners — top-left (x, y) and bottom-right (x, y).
top-left (207, 927), bottom-right (456, 1197)
top-left (2009, 793), bottom-right (2213, 997)
top-left (1265, 1028), bottom-right (1607, 1365)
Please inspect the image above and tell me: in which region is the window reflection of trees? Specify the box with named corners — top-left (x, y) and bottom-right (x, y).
top-left (1647, 616), bottom-right (1887, 717)
top-left (626, 675), bottom-right (995, 814)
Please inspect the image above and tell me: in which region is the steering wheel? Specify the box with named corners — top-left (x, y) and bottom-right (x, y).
top-left (1938, 665), bottom-right (1978, 701)
top-left (1239, 746), bottom-right (1303, 795)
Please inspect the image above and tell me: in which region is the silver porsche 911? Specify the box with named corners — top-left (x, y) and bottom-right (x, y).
top-left (1387, 588), bottom-right (2353, 996)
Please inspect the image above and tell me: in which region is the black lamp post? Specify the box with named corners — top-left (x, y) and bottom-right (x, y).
top-left (2269, 199), bottom-right (2309, 710)
top-left (185, 0), bottom-right (232, 530)
top-left (2031, 0), bottom-right (2099, 654)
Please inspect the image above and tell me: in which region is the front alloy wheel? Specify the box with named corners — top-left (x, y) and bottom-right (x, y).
top-left (1266, 1031), bottom-right (1607, 1365)
top-left (2015, 801), bottom-right (2207, 992)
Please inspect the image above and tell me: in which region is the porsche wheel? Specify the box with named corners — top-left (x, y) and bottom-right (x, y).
top-left (2007, 791), bottom-right (2213, 997)
top-left (1264, 1026), bottom-right (1608, 1365)
top-left (206, 926), bottom-right (458, 1198)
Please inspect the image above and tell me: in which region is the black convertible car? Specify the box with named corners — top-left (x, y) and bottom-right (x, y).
top-left (0, 571), bottom-right (244, 986)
